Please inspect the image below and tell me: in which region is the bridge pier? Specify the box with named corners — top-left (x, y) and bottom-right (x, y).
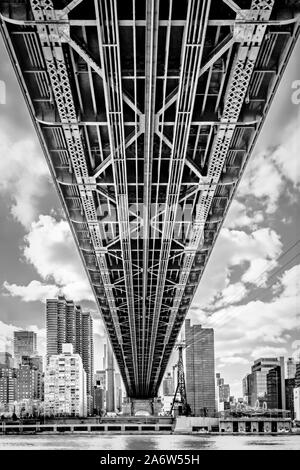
top-left (122, 398), bottom-right (162, 416)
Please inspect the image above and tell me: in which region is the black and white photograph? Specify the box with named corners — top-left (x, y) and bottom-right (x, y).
top-left (0, 0), bottom-right (299, 459)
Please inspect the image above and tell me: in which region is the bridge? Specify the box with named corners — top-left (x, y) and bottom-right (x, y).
top-left (1, 0), bottom-right (299, 401)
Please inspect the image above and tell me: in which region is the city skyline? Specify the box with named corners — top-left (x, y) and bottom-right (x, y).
top-left (0, 10), bottom-right (300, 400)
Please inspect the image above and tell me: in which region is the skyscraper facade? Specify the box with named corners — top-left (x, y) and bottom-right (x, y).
top-left (106, 341), bottom-right (115, 412)
top-left (16, 364), bottom-right (42, 401)
top-left (46, 296), bottom-right (94, 414)
top-left (0, 367), bottom-right (17, 404)
top-left (14, 331), bottom-right (37, 366)
top-left (81, 312), bottom-right (94, 414)
top-left (285, 378), bottom-right (295, 418)
top-left (185, 319), bottom-right (215, 416)
top-left (247, 357), bottom-right (285, 408)
top-left (163, 372), bottom-right (174, 397)
top-left (216, 372), bottom-right (230, 409)
top-left (286, 357), bottom-right (296, 379)
top-left (0, 352), bottom-right (13, 369)
top-left (266, 366), bottom-right (282, 409)
top-left (44, 344), bottom-right (87, 417)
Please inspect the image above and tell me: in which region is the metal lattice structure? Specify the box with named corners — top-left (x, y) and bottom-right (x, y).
top-left (170, 343), bottom-right (189, 416)
top-left (1, 0), bottom-right (299, 398)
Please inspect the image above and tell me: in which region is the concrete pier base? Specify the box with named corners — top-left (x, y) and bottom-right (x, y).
top-left (122, 397), bottom-right (162, 416)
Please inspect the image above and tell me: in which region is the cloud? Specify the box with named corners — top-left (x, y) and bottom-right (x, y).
top-left (3, 215), bottom-right (94, 303)
top-left (190, 263), bottom-right (300, 368)
top-left (3, 280), bottom-right (59, 303)
top-left (0, 130), bottom-right (50, 228)
top-left (214, 282), bottom-right (248, 309)
top-left (218, 356), bottom-right (249, 366)
top-left (250, 346), bottom-right (287, 359)
top-left (192, 227), bottom-right (282, 309)
top-left (238, 110), bottom-right (300, 213)
top-left (0, 320), bottom-right (18, 354)
top-left (0, 319), bottom-right (46, 358)
top-left (224, 200), bottom-right (264, 230)
top-left (273, 110), bottom-right (300, 188)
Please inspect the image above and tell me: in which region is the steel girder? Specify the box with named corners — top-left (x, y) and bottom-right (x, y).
top-left (0, 0), bottom-right (299, 397)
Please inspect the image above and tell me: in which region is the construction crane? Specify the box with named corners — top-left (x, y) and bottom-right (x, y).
top-left (169, 342), bottom-right (191, 417)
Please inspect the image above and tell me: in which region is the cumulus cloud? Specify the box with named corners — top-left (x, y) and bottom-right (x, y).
top-left (190, 263), bottom-right (300, 368)
top-left (224, 200), bottom-right (264, 230)
top-left (0, 319), bottom-right (46, 358)
top-left (3, 215), bottom-right (94, 303)
top-left (238, 110), bottom-right (300, 213)
top-left (250, 346), bottom-right (287, 359)
top-left (192, 227), bottom-right (282, 309)
top-left (0, 130), bottom-right (50, 228)
top-left (218, 356), bottom-right (249, 366)
top-left (3, 280), bottom-right (59, 303)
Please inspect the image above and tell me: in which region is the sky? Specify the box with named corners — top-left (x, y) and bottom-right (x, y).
top-left (0, 34), bottom-right (299, 398)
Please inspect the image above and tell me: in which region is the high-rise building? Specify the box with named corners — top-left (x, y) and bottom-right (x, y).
top-left (106, 341), bottom-right (115, 412)
top-left (0, 368), bottom-right (17, 404)
top-left (163, 372), bottom-right (174, 397)
top-left (294, 387), bottom-right (300, 421)
top-left (75, 305), bottom-right (82, 356)
top-left (94, 387), bottom-right (105, 415)
top-left (248, 357), bottom-right (285, 408)
top-left (14, 331), bottom-right (37, 366)
top-left (21, 355), bottom-right (43, 373)
top-left (295, 363), bottom-right (300, 387)
top-left (286, 357), bottom-right (296, 379)
top-left (94, 370), bottom-right (106, 389)
top-left (266, 366), bottom-right (283, 409)
top-left (44, 343), bottom-right (87, 417)
top-left (285, 378), bottom-right (295, 418)
top-left (46, 296), bottom-right (94, 413)
top-left (0, 352), bottom-right (13, 369)
top-left (115, 372), bottom-right (122, 412)
top-left (16, 364), bottom-right (42, 401)
top-left (46, 297), bottom-right (77, 359)
top-left (185, 319), bottom-right (215, 416)
top-left (81, 312), bottom-right (94, 414)
top-left (216, 373), bottom-right (230, 406)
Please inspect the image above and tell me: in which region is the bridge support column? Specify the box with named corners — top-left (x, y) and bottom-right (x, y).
top-left (122, 398), bottom-right (162, 416)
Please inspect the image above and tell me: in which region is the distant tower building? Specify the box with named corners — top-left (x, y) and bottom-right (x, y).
top-left (14, 331), bottom-right (37, 366)
top-left (163, 372), bottom-right (174, 396)
top-left (266, 366), bottom-right (283, 409)
top-left (16, 364), bottom-right (42, 401)
top-left (216, 373), bottom-right (230, 410)
top-left (294, 363), bottom-right (300, 420)
top-left (75, 305), bottom-right (82, 356)
top-left (295, 362), bottom-right (300, 387)
top-left (46, 297), bottom-right (94, 414)
top-left (250, 357), bottom-right (285, 408)
top-left (94, 387), bottom-right (105, 415)
top-left (286, 357), bottom-right (296, 379)
top-left (0, 352), bottom-right (14, 369)
top-left (46, 297), bottom-right (78, 360)
top-left (94, 370), bottom-right (106, 389)
top-left (44, 344), bottom-right (87, 417)
top-left (115, 372), bottom-right (122, 411)
top-left (103, 344), bottom-right (107, 370)
top-left (0, 368), bottom-right (17, 404)
top-left (21, 355), bottom-right (43, 373)
top-left (285, 378), bottom-right (295, 418)
top-left (81, 312), bottom-right (94, 414)
top-left (106, 341), bottom-right (115, 412)
top-left (185, 319), bottom-right (215, 416)
top-left (294, 387), bottom-right (300, 421)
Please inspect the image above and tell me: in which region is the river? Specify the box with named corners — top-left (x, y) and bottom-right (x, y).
top-left (0, 434), bottom-right (299, 450)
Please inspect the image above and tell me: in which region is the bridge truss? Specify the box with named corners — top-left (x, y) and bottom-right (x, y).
top-left (1, 0), bottom-right (299, 397)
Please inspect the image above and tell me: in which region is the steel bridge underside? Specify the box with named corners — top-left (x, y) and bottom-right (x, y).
top-left (1, 0), bottom-right (299, 398)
